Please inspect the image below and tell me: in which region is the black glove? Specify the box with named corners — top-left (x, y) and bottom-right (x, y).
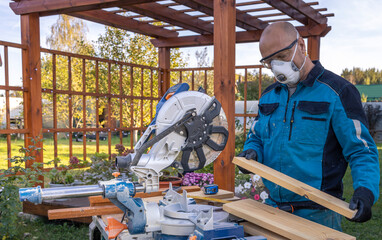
top-left (237, 149), bottom-right (257, 174)
top-left (237, 149), bottom-right (258, 161)
top-left (348, 187), bottom-right (374, 223)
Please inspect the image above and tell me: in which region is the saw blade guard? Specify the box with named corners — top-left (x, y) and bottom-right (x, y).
top-left (154, 90), bottom-right (228, 172)
top-left (116, 83), bottom-right (228, 192)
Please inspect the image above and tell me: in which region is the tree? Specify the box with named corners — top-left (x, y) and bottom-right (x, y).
top-left (46, 15), bottom-right (89, 52)
top-left (42, 15), bottom-right (96, 130)
top-left (42, 16), bottom-right (188, 133)
top-left (236, 70), bottom-right (275, 100)
top-left (195, 47), bottom-right (210, 68)
top-left (341, 67), bottom-right (382, 85)
top-left (95, 26), bottom-right (188, 129)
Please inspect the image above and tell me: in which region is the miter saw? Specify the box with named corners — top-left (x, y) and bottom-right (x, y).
top-left (19, 83), bottom-right (265, 240)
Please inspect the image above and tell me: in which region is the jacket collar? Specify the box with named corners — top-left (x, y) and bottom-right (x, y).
top-left (300, 60), bottom-right (325, 87)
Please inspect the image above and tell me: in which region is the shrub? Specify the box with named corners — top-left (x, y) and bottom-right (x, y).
top-left (0, 137), bottom-right (44, 238)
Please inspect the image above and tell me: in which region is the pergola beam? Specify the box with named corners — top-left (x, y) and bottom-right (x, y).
top-left (151, 24), bottom-right (330, 48)
top-left (280, 0), bottom-right (327, 25)
top-left (70, 10), bottom-right (178, 38)
top-left (174, 0), bottom-right (268, 30)
top-left (10, 0), bottom-right (156, 16)
top-left (123, 3), bottom-right (214, 34)
top-left (261, 0), bottom-right (309, 25)
top-left (213, 0), bottom-right (236, 192)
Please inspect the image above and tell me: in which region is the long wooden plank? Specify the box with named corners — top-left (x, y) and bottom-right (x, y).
top-left (174, 0), bottom-right (268, 31)
top-left (213, 0), bottom-right (236, 192)
top-left (280, 0), bottom-right (327, 25)
top-left (23, 201), bottom-right (92, 223)
top-left (49, 205), bottom-right (122, 220)
top-left (240, 222), bottom-right (288, 240)
top-left (261, 0), bottom-right (309, 25)
top-left (223, 199), bottom-right (355, 240)
top-left (151, 24), bottom-right (331, 48)
top-left (49, 194), bottom-right (169, 219)
top-left (233, 157), bottom-right (357, 219)
top-left (21, 13), bottom-right (44, 186)
top-left (10, 0), bottom-right (156, 16)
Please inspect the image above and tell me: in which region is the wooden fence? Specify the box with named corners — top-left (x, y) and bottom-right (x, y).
top-left (0, 40), bottom-right (264, 172)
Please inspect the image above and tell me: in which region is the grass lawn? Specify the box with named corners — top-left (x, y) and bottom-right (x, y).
top-left (0, 135), bottom-right (132, 169)
top-left (10, 217), bottom-right (88, 240)
top-left (342, 143), bottom-right (382, 239)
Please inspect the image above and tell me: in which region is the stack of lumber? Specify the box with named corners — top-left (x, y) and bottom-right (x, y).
top-left (233, 157), bottom-right (357, 219)
top-left (229, 157), bottom-right (356, 239)
top-left (224, 199), bottom-right (355, 240)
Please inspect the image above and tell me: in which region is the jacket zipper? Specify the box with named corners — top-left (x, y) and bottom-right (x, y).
top-left (283, 95), bottom-right (290, 123)
top-left (288, 101), bottom-right (296, 141)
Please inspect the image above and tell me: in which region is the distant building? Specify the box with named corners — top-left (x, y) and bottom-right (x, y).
top-left (355, 85), bottom-right (382, 102)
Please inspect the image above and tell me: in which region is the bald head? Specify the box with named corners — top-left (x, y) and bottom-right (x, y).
top-left (259, 22), bottom-right (299, 58)
top-left (259, 22), bottom-right (314, 83)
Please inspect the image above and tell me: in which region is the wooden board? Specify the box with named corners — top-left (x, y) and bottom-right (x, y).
top-left (48, 205), bottom-right (123, 220)
top-left (240, 222), bottom-right (288, 240)
top-left (233, 157), bottom-right (357, 219)
top-left (23, 199), bottom-right (91, 223)
top-left (48, 189), bottom-right (234, 220)
top-left (223, 199), bottom-right (355, 240)
top-left (89, 186), bottom-right (201, 206)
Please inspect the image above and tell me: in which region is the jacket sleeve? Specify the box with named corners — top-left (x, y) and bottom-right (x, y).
top-left (243, 114), bottom-right (264, 163)
top-left (331, 84), bottom-right (380, 204)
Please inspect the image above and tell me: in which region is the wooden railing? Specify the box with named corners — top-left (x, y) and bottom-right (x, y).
top-left (0, 40), bottom-right (264, 171)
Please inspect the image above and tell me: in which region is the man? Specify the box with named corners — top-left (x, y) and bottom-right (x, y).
top-left (238, 22), bottom-right (379, 231)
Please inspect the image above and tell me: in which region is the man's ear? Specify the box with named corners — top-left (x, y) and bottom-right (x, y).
top-left (298, 37), bottom-right (306, 55)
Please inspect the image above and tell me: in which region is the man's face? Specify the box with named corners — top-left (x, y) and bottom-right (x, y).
top-left (259, 32), bottom-right (299, 69)
top-left (259, 29), bottom-right (307, 71)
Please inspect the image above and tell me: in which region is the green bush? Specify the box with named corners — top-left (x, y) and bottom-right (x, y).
top-left (0, 137), bottom-right (44, 239)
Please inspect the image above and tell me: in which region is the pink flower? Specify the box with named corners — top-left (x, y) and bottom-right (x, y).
top-left (254, 194), bottom-right (260, 201)
top-left (69, 156), bottom-right (79, 165)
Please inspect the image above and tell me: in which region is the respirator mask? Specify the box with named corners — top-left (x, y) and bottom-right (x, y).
top-left (260, 32), bottom-right (307, 86)
top-left (271, 41), bottom-right (306, 85)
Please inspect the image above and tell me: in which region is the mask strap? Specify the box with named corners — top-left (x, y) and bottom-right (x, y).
top-left (291, 32), bottom-right (306, 71)
top-left (299, 54), bottom-right (307, 71)
top-left (290, 31), bottom-right (299, 61)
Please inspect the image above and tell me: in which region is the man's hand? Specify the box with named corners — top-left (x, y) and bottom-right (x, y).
top-left (237, 149), bottom-right (258, 161)
top-left (237, 149), bottom-right (258, 174)
top-left (348, 187), bottom-right (374, 222)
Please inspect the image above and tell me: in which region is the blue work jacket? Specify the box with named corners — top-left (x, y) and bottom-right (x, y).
top-left (243, 61), bottom-right (380, 206)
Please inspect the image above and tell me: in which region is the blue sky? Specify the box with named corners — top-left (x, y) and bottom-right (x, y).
top-left (1, 0), bottom-right (382, 75)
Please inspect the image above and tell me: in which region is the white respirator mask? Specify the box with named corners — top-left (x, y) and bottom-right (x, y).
top-left (271, 37), bottom-right (307, 86)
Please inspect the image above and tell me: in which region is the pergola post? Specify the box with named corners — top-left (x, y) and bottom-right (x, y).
top-left (158, 47), bottom-right (170, 96)
top-left (21, 13), bottom-right (43, 185)
top-left (213, 0), bottom-right (236, 191)
top-left (307, 35), bottom-right (320, 61)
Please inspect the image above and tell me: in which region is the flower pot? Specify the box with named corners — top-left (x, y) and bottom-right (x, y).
top-left (159, 177), bottom-right (182, 188)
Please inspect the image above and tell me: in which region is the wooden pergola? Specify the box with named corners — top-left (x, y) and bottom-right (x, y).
top-left (9, 0), bottom-right (333, 191)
